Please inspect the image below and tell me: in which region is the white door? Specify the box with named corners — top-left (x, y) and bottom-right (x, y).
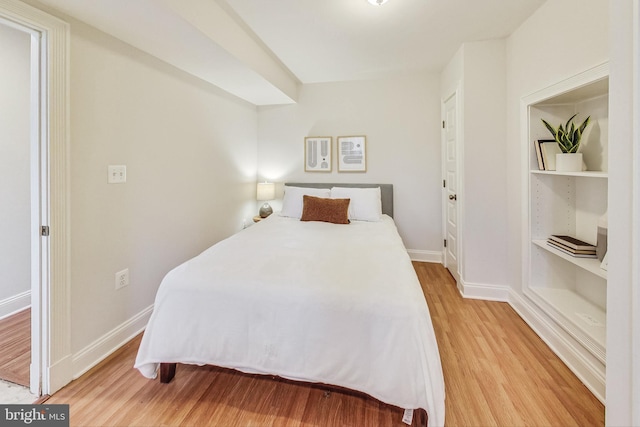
top-left (443, 93), bottom-right (459, 283)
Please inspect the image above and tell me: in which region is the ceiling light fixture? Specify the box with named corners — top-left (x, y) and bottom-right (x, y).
top-left (367, 0), bottom-right (389, 5)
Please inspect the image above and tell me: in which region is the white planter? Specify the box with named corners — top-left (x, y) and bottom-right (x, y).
top-left (555, 153), bottom-right (583, 172)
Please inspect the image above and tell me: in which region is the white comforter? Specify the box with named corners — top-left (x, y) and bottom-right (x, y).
top-left (135, 214), bottom-right (445, 426)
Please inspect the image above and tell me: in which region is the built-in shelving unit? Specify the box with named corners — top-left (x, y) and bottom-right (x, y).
top-left (521, 63), bottom-right (609, 400)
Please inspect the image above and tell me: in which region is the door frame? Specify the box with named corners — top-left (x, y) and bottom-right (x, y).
top-left (0, 0), bottom-right (71, 396)
top-left (441, 87), bottom-right (462, 285)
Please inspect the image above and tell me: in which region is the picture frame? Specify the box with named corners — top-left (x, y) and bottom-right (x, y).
top-left (304, 137), bottom-right (332, 172)
top-left (337, 135), bottom-right (367, 172)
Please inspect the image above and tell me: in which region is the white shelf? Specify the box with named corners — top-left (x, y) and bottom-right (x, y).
top-left (529, 286), bottom-right (606, 353)
top-left (530, 170), bottom-right (608, 179)
top-left (532, 240), bottom-right (607, 280)
top-left (522, 64), bottom-right (609, 386)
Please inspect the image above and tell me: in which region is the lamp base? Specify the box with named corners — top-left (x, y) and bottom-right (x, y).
top-left (259, 203), bottom-right (273, 218)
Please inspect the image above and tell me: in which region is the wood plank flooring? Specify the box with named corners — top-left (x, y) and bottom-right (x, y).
top-left (413, 263), bottom-right (604, 426)
top-left (46, 263), bottom-right (604, 426)
top-left (0, 308), bottom-right (30, 387)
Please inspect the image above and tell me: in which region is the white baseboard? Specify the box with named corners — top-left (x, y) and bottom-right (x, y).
top-left (508, 289), bottom-right (605, 404)
top-left (0, 290), bottom-right (30, 320)
top-left (46, 355), bottom-right (73, 395)
top-left (408, 249), bottom-right (442, 263)
top-left (458, 278), bottom-right (509, 302)
top-left (71, 305), bottom-right (153, 380)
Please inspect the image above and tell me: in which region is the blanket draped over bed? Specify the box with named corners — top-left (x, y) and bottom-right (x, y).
top-left (135, 214), bottom-right (445, 427)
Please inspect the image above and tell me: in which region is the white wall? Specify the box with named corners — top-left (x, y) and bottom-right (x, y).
top-left (505, 0), bottom-right (608, 297)
top-left (440, 47), bottom-right (463, 104)
top-left (607, 1), bottom-right (638, 424)
top-left (462, 40), bottom-right (508, 289)
top-left (0, 23), bottom-right (31, 317)
top-left (257, 74), bottom-right (442, 255)
top-left (67, 19), bottom-right (258, 359)
top-left (440, 40), bottom-right (508, 293)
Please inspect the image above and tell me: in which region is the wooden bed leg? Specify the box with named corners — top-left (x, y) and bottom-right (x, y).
top-left (159, 363), bottom-right (176, 383)
top-left (416, 408), bottom-right (428, 427)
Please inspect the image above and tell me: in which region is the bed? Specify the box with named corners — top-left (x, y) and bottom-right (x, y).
top-left (134, 183), bottom-right (445, 426)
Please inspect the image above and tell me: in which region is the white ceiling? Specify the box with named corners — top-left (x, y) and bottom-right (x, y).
top-left (223, 0), bottom-right (546, 83)
top-left (34, 0), bottom-right (546, 104)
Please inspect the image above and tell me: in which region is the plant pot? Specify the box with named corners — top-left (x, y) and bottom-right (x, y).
top-left (555, 153), bottom-right (583, 172)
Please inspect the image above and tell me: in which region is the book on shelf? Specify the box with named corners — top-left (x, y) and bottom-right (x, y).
top-left (540, 141), bottom-right (561, 171)
top-left (534, 140), bottom-right (544, 170)
top-left (549, 235), bottom-right (596, 251)
top-left (546, 241), bottom-right (598, 258)
top-left (547, 239), bottom-right (597, 255)
top-left (534, 139), bottom-right (554, 170)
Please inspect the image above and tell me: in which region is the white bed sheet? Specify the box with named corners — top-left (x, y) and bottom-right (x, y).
top-left (134, 214), bottom-right (445, 426)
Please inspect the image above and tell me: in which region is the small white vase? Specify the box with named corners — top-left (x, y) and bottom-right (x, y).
top-left (555, 153), bottom-right (583, 172)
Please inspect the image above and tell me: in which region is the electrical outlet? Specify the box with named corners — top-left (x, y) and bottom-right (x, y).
top-left (115, 268), bottom-right (129, 290)
top-left (108, 165), bottom-right (127, 184)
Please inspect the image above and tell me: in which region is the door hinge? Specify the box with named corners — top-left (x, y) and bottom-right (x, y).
top-left (444, 239), bottom-right (447, 248)
top-left (41, 226), bottom-right (50, 237)
top-left (443, 179), bottom-right (446, 188)
top-left (442, 120), bottom-right (445, 129)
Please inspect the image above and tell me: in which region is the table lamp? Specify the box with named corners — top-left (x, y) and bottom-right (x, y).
top-left (256, 182), bottom-right (275, 218)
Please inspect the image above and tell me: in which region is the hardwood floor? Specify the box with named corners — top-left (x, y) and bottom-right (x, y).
top-left (0, 308), bottom-right (30, 387)
top-left (413, 263), bottom-right (604, 426)
top-left (46, 263), bottom-right (604, 426)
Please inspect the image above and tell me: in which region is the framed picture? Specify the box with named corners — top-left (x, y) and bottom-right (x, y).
top-left (304, 137), bottom-right (332, 172)
top-left (337, 135), bottom-right (366, 172)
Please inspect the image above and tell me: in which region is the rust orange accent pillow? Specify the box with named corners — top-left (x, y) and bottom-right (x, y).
top-left (300, 195), bottom-right (350, 224)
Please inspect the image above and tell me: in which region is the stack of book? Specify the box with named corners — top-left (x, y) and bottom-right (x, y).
top-left (547, 235), bottom-right (597, 258)
top-left (534, 139), bottom-right (561, 171)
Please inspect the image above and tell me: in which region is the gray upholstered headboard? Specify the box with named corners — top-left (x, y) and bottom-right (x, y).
top-left (285, 183), bottom-right (394, 218)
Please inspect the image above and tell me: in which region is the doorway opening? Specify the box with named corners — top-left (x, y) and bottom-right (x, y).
top-left (0, 16), bottom-right (40, 398)
top-left (0, 0), bottom-right (71, 398)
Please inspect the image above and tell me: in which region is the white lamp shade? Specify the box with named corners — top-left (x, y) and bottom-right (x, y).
top-left (367, 0), bottom-right (389, 5)
top-left (256, 182), bottom-right (275, 201)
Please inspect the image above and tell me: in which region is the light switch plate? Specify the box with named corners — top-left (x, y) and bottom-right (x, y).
top-left (108, 165), bottom-right (126, 184)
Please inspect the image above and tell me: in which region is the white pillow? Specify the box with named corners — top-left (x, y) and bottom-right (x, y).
top-left (280, 186), bottom-right (331, 219)
top-left (330, 187), bottom-right (382, 222)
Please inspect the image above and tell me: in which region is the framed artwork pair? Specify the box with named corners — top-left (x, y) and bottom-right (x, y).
top-left (304, 136), bottom-right (367, 172)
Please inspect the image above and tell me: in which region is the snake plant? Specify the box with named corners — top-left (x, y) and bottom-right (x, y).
top-left (541, 114), bottom-right (590, 153)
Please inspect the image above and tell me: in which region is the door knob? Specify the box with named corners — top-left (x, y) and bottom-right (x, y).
top-left (449, 194), bottom-right (457, 201)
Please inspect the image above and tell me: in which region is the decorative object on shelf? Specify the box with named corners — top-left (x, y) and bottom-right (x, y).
top-left (596, 211), bottom-right (608, 261)
top-left (538, 140), bottom-right (561, 171)
top-left (555, 152), bottom-right (583, 172)
top-left (534, 139), bottom-right (547, 170)
top-left (256, 182), bottom-right (275, 218)
top-left (547, 235), bottom-right (597, 258)
top-left (541, 113), bottom-right (590, 172)
top-left (337, 135), bottom-right (367, 172)
top-left (600, 252), bottom-right (608, 271)
top-left (304, 137), bottom-right (332, 172)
